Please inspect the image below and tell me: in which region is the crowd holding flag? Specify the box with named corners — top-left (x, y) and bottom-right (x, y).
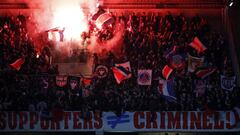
top-left (9, 58), bottom-right (25, 71)
top-left (221, 75), bottom-right (236, 91)
top-left (162, 65), bottom-right (173, 80)
top-left (158, 78), bottom-right (176, 102)
top-left (137, 70), bottom-right (152, 85)
top-left (187, 54), bottom-right (204, 72)
top-left (189, 37), bottom-right (207, 53)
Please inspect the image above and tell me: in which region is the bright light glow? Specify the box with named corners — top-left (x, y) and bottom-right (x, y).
top-left (229, 2), bottom-right (234, 7)
top-left (50, 0), bottom-right (89, 41)
top-left (36, 54), bottom-right (40, 58)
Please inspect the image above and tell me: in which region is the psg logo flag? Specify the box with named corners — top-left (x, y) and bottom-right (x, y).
top-left (95, 65), bottom-right (109, 78)
top-left (221, 75), bottom-right (236, 91)
top-left (138, 70), bottom-right (152, 85)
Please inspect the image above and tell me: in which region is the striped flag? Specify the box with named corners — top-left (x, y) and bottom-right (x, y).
top-left (195, 68), bottom-right (216, 79)
top-left (92, 8), bottom-right (114, 30)
top-left (112, 66), bottom-right (131, 84)
top-left (10, 58), bottom-right (25, 71)
top-left (162, 65), bottom-right (173, 80)
top-left (158, 79), bottom-right (176, 102)
top-left (189, 37), bottom-right (207, 53)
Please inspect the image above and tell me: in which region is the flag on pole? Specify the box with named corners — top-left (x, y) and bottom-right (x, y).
top-left (137, 70), bottom-right (152, 85)
top-left (221, 75), bottom-right (236, 91)
top-left (158, 79), bottom-right (176, 102)
top-left (112, 66), bottom-right (131, 84)
top-left (188, 54), bottom-right (204, 72)
top-left (162, 65), bottom-right (173, 80)
top-left (189, 37), bottom-right (207, 53)
top-left (10, 58), bottom-right (25, 71)
top-left (195, 68), bottom-right (216, 79)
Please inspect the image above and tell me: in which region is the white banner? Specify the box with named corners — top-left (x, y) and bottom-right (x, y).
top-left (0, 111), bottom-right (240, 132)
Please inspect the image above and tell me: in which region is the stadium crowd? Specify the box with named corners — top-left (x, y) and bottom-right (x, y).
top-left (0, 12), bottom-right (239, 119)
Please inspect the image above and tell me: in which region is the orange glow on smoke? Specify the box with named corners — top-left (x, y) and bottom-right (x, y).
top-left (50, 1), bottom-right (88, 41)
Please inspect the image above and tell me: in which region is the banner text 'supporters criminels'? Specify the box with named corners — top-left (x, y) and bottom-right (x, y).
top-left (0, 111), bottom-right (239, 132)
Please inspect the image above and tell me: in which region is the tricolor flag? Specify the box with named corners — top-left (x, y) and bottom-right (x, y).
top-left (162, 65), bottom-right (173, 80)
top-left (221, 75), bottom-right (236, 91)
top-left (189, 37), bottom-right (207, 53)
top-left (158, 79), bottom-right (176, 102)
top-left (138, 70), bottom-right (152, 85)
top-left (188, 54), bottom-right (204, 72)
top-left (10, 58), bottom-right (25, 71)
top-left (112, 66), bottom-right (131, 84)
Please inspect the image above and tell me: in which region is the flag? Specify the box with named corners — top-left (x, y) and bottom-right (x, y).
top-left (189, 37), bottom-right (207, 53)
top-left (115, 61), bottom-right (131, 72)
top-left (138, 70), bottom-right (152, 85)
top-left (95, 12), bottom-right (113, 29)
top-left (188, 54), bottom-right (204, 72)
top-left (10, 58), bottom-right (25, 71)
top-left (169, 54), bottom-right (185, 69)
top-left (82, 77), bottom-right (92, 86)
top-left (158, 79), bottom-right (176, 102)
top-left (221, 75), bottom-right (236, 91)
top-left (195, 68), bottom-right (216, 79)
top-left (112, 66), bottom-right (131, 84)
top-left (56, 75), bottom-right (68, 87)
top-left (47, 27), bottom-right (64, 42)
top-left (162, 65), bottom-right (173, 80)
top-left (92, 8), bottom-right (114, 30)
top-left (95, 65), bottom-right (108, 78)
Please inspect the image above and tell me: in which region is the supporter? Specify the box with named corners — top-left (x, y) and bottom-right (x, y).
top-left (0, 12), bottom-right (238, 115)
